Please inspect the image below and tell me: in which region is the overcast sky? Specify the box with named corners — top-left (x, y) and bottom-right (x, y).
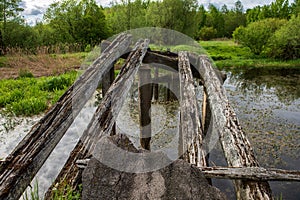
top-left (20, 0), bottom-right (275, 25)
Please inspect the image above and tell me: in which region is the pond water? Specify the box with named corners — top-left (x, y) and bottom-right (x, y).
top-left (0, 67), bottom-right (299, 199)
top-left (212, 67), bottom-right (300, 200)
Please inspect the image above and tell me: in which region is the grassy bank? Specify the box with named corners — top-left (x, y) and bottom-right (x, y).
top-left (0, 71), bottom-right (78, 116)
top-left (199, 40), bottom-right (300, 70)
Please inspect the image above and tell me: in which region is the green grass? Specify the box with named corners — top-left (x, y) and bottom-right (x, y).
top-left (199, 40), bottom-right (300, 70)
top-left (0, 71), bottom-right (77, 116)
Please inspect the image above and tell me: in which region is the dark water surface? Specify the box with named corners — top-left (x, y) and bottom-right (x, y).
top-left (212, 67), bottom-right (300, 200)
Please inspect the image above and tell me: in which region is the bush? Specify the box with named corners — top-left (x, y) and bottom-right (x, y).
top-left (265, 15), bottom-right (300, 60)
top-left (197, 27), bottom-right (217, 41)
top-left (233, 18), bottom-right (287, 55)
top-left (19, 69), bottom-right (34, 78)
top-left (41, 76), bottom-right (72, 92)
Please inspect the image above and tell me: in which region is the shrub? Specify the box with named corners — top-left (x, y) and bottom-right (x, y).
top-left (19, 69), bottom-right (34, 78)
top-left (265, 15), bottom-right (300, 59)
top-left (41, 76), bottom-right (72, 92)
top-left (233, 18), bottom-right (287, 55)
top-left (197, 26), bottom-right (217, 41)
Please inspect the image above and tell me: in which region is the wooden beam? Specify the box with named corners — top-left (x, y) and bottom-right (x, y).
top-left (138, 65), bottom-right (152, 150)
top-left (101, 40), bottom-right (117, 136)
top-left (153, 66), bottom-right (159, 101)
top-left (178, 51), bottom-right (206, 167)
top-left (0, 33), bottom-right (132, 200)
top-left (191, 54), bottom-right (273, 200)
top-left (200, 167), bottom-right (300, 182)
top-left (45, 39), bottom-right (149, 199)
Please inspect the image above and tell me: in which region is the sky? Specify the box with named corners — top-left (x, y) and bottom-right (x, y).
top-left (20, 0), bottom-right (275, 25)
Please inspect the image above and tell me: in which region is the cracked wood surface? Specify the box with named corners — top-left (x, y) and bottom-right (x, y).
top-left (0, 33), bottom-right (132, 200)
top-left (191, 54), bottom-right (273, 200)
top-left (45, 39), bottom-right (149, 199)
top-left (178, 51), bottom-right (206, 167)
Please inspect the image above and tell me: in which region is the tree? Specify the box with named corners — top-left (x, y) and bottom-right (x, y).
top-left (223, 1), bottom-right (246, 38)
top-left (0, 0), bottom-right (24, 53)
top-left (270, 0), bottom-right (290, 19)
top-left (145, 0), bottom-right (198, 37)
top-left (44, 0), bottom-right (109, 46)
top-left (206, 4), bottom-right (225, 37)
top-left (233, 18), bottom-right (287, 55)
top-left (291, 0), bottom-right (300, 16)
top-left (266, 15), bottom-right (300, 59)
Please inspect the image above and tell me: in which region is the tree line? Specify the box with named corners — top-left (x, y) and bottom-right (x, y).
top-left (0, 0), bottom-right (299, 59)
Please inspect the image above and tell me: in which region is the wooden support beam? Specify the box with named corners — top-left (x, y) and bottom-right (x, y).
top-left (138, 65), bottom-right (152, 150)
top-left (178, 51), bottom-right (206, 167)
top-left (0, 33), bottom-right (132, 200)
top-left (153, 66), bottom-right (159, 101)
top-left (44, 39), bottom-right (149, 199)
top-left (190, 54), bottom-right (273, 200)
top-left (200, 167), bottom-right (300, 182)
top-left (101, 41), bottom-right (116, 136)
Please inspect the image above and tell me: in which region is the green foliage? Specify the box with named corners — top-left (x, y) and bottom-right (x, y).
top-left (52, 184), bottom-right (82, 200)
top-left (200, 40), bottom-right (300, 69)
top-left (19, 69), bottom-right (34, 78)
top-left (0, 71), bottom-right (77, 116)
top-left (44, 0), bottom-right (110, 46)
top-left (246, 0), bottom-right (291, 24)
top-left (41, 76), bottom-right (73, 92)
top-left (197, 26), bottom-right (217, 41)
top-left (265, 15), bottom-right (300, 59)
top-left (233, 18), bottom-right (287, 55)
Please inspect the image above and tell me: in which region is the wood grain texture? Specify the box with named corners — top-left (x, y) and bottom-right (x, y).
top-left (191, 54), bottom-right (273, 200)
top-left (0, 33), bottom-right (132, 200)
top-left (178, 51), bottom-right (206, 167)
top-left (45, 39), bottom-right (150, 199)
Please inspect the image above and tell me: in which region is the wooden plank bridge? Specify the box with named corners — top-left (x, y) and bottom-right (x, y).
top-left (0, 33), bottom-right (299, 200)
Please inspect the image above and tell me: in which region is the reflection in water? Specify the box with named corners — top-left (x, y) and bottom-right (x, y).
top-left (222, 67), bottom-right (300, 200)
top-left (228, 68), bottom-right (300, 104)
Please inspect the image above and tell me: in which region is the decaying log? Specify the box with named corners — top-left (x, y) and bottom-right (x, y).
top-left (200, 167), bottom-right (300, 182)
top-left (45, 39), bottom-right (149, 199)
top-left (0, 33), bottom-right (132, 200)
top-left (191, 54), bottom-right (273, 200)
top-left (178, 51), bottom-right (206, 167)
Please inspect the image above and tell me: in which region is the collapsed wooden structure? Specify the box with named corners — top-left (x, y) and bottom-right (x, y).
top-left (0, 33), bottom-right (299, 200)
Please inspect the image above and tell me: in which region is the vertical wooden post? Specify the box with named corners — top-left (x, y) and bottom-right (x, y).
top-left (202, 87), bottom-right (212, 184)
top-left (138, 65), bottom-right (152, 150)
top-left (153, 66), bottom-right (159, 101)
top-left (101, 41), bottom-right (116, 135)
top-left (169, 72), bottom-right (177, 101)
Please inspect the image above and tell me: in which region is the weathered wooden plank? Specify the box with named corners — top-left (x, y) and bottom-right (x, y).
top-left (138, 65), bottom-right (152, 150)
top-left (200, 167), bottom-right (300, 182)
top-left (0, 33), bottom-right (132, 200)
top-left (191, 54), bottom-right (273, 200)
top-left (101, 40), bottom-right (117, 136)
top-left (178, 51), bottom-right (206, 167)
top-left (45, 39), bottom-right (150, 199)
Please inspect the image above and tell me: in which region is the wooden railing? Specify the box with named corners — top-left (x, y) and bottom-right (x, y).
top-left (0, 34), bottom-right (299, 200)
